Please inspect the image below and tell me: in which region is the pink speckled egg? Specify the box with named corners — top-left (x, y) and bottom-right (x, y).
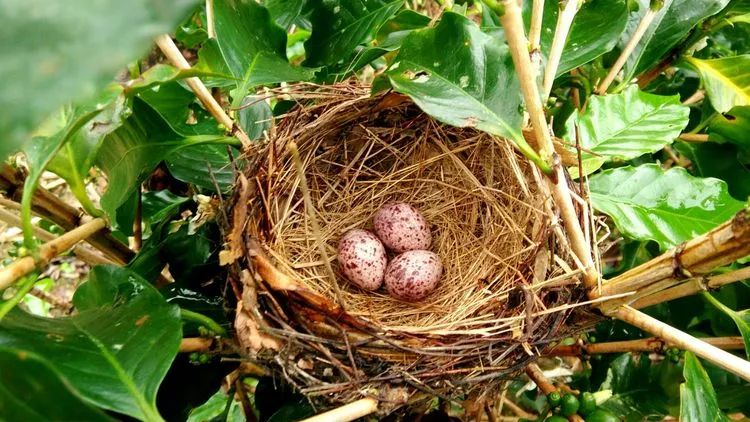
top-left (384, 250), bottom-right (442, 301)
top-left (373, 202), bottom-right (431, 253)
top-left (337, 229), bottom-right (387, 291)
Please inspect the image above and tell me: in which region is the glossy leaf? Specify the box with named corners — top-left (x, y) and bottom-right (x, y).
top-left (622, 0), bottom-right (731, 81)
top-left (565, 85), bottom-right (689, 174)
top-left (687, 55), bottom-right (750, 113)
top-left (0, 266), bottom-right (182, 421)
top-left (265, 0), bottom-right (307, 29)
top-left (376, 9), bottom-right (431, 47)
top-left (0, 347), bottom-right (113, 422)
top-left (187, 389), bottom-right (244, 422)
top-left (0, 0), bottom-right (198, 161)
top-left (702, 292), bottom-right (750, 360)
top-left (680, 352), bottom-right (729, 422)
top-left (138, 82), bottom-right (223, 136)
top-left (213, 0), bottom-right (310, 86)
top-left (387, 12), bottom-right (542, 166)
top-left (142, 191), bottom-right (190, 225)
top-left (124, 64), bottom-right (224, 95)
top-left (304, 0), bottom-right (403, 67)
top-left (589, 164), bottom-right (745, 250)
top-left (708, 106), bottom-right (750, 148)
top-left (674, 141), bottom-right (750, 200)
top-left (165, 145), bottom-right (239, 192)
top-left (96, 98), bottom-right (236, 221)
top-left (536, 0), bottom-right (628, 76)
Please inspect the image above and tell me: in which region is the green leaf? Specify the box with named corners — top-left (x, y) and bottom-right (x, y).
top-left (0, 0), bottom-right (199, 161)
top-left (376, 9), bottom-right (431, 47)
top-left (304, 0), bottom-right (403, 67)
top-left (0, 265), bottom-right (181, 421)
top-left (536, 0), bottom-right (629, 76)
top-left (214, 0), bottom-right (310, 86)
top-left (138, 82), bottom-right (223, 136)
top-left (621, 0), bottom-right (731, 82)
top-left (708, 106), bottom-right (750, 148)
top-left (124, 64), bottom-right (225, 96)
top-left (687, 55), bottom-right (750, 113)
top-left (674, 141), bottom-right (750, 200)
top-left (96, 98), bottom-right (236, 221)
top-left (165, 145), bottom-right (239, 192)
top-left (21, 86), bottom-right (123, 246)
top-left (142, 191), bottom-right (190, 225)
top-left (387, 12), bottom-right (544, 168)
top-left (565, 85), bottom-right (689, 174)
top-left (187, 388), bottom-right (244, 422)
top-left (680, 352), bottom-right (729, 422)
top-left (266, 0), bottom-right (307, 29)
top-left (0, 347), bottom-right (113, 421)
top-left (702, 292), bottom-right (750, 360)
top-left (589, 164), bottom-right (745, 250)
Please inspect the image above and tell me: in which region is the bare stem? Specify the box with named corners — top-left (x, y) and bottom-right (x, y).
top-left (542, 0), bottom-right (581, 99)
top-left (529, 0), bottom-right (545, 51)
top-left (547, 336), bottom-right (744, 356)
top-left (0, 207), bottom-right (111, 266)
top-left (596, 7), bottom-right (658, 94)
top-left (524, 363), bottom-right (584, 422)
top-left (501, 0), bottom-right (598, 289)
top-left (632, 266), bottom-right (750, 309)
top-left (615, 306), bottom-right (750, 382)
top-left (0, 218), bottom-right (107, 291)
top-left (678, 133), bottom-right (709, 143)
top-left (205, 0), bottom-right (216, 38)
top-left (300, 398), bottom-right (378, 422)
top-left (154, 34), bottom-right (253, 149)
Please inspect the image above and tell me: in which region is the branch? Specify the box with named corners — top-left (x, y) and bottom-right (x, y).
top-left (500, 0), bottom-right (599, 290)
top-left (547, 336), bottom-right (744, 356)
top-left (0, 207), bottom-right (111, 266)
top-left (154, 34), bottom-right (253, 150)
top-left (678, 133), bottom-right (709, 143)
top-left (542, 0), bottom-right (581, 99)
top-left (299, 398), bottom-right (378, 422)
top-left (0, 218), bottom-right (107, 291)
top-left (632, 266), bottom-right (750, 309)
top-left (596, 1), bottom-right (661, 94)
top-left (615, 306), bottom-right (750, 382)
top-left (529, 0), bottom-right (545, 76)
top-left (0, 164), bottom-right (134, 265)
top-left (524, 364), bottom-right (585, 422)
top-left (599, 209), bottom-right (750, 310)
top-left (205, 0), bottom-right (216, 38)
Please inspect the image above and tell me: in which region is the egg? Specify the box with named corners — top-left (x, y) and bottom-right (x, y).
top-left (384, 250), bottom-right (442, 301)
top-left (373, 202), bottom-right (431, 253)
top-left (337, 229), bottom-right (388, 290)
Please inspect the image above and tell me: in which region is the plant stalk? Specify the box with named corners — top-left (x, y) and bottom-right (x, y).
top-left (300, 398), bottom-right (378, 422)
top-left (631, 266), bottom-right (750, 309)
top-left (547, 336), bottom-right (745, 356)
top-left (0, 218), bottom-right (107, 291)
top-left (615, 306), bottom-right (750, 382)
top-left (154, 35), bottom-right (253, 150)
top-left (500, 0), bottom-right (599, 290)
top-left (542, 0), bottom-right (581, 99)
top-left (596, 5), bottom-right (659, 94)
top-left (524, 363), bottom-right (584, 422)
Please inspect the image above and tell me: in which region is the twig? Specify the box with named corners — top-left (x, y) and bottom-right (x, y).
top-left (287, 142), bottom-right (346, 308)
top-left (299, 398), bottom-right (378, 422)
top-left (0, 218), bottom-right (107, 291)
top-left (547, 336), bottom-right (744, 356)
top-left (206, 0), bottom-right (216, 38)
top-left (1, 165), bottom-right (133, 265)
top-left (154, 35), bottom-right (253, 150)
top-left (542, 0), bottom-right (581, 99)
top-left (29, 287), bottom-right (74, 312)
top-left (682, 90), bottom-right (705, 106)
top-left (596, 1), bottom-right (662, 94)
top-left (0, 207), bottom-right (111, 266)
top-left (500, 0), bottom-right (599, 290)
top-left (615, 306), bottom-right (750, 382)
top-left (632, 266), bottom-right (750, 309)
top-left (529, 0), bottom-right (545, 77)
top-left (524, 363), bottom-right (584, 422)
top-left (132, 189), bottom-right (142, 252)
top-left (678, 133), bottom-right (709, 143)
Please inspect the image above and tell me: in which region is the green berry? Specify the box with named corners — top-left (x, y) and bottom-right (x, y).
top-left (560, 393), bottom-right (580, 417)
top-left (579, 392), bottom-right (596, 415)
top-left (585, 408), bottom-right (620, 422)
top-left (545, 416), bottom-right (568, 422)
top-left (547, 391), bottom-right (562, 407)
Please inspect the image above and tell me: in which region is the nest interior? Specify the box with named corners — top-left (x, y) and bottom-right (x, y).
top-left (232, 84), bottom-right (593, 407)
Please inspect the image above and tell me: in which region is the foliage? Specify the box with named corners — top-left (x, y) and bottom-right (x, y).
top-left (1, 0), bottom-right (750, 420)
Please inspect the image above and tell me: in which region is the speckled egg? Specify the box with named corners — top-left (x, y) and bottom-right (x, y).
top-left (373, 202), bottom-right (431, 253)
top-left (384, 250), bottom-right (442, 301)
top-left (337, 229), bottom-right (388, 291)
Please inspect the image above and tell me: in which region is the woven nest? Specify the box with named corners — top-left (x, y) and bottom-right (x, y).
top-left (227, 83), bottom-right (598, 412)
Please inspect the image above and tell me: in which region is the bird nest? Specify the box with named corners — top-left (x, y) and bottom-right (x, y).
top-left (225, 83), bottom-right (598, 412)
